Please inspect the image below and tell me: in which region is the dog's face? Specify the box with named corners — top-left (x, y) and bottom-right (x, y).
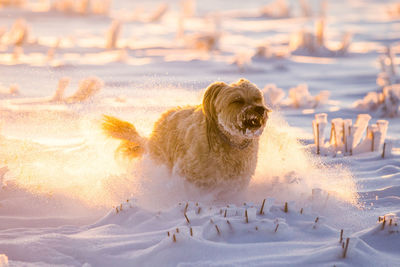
top-left (203, 78), bottom-right (270, 140)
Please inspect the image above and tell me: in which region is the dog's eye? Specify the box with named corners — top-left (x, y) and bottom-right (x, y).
top-left (231, 99), bottom-right (244, 105)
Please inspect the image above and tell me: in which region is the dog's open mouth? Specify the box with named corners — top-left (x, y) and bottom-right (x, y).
top-left (219, 105), bottom-right (268, 139)
top-left (243, 115), bottom-right (262, 129)
top-left (239, 106), bottom-right (268, 136)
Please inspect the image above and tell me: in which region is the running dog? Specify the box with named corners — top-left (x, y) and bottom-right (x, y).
top-left (102, 78), bottom-right (270, 189)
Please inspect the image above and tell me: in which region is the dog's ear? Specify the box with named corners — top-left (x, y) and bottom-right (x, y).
top-left (202, 81), bottom-right (227, 151)
top-left (202, 81), bottom-right (227, 122)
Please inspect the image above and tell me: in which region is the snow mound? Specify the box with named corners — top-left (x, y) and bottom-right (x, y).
top-left (50, 0), bottom-right (111, 15)
top-left (260, 0), bottom-right (290, 19)
top-left (290, 20), bottom-right (351, 57)
top-left (355, 46), bottom-right (400, 117)
top-left (262, 84), bottom-right (286, 107)
top-left (1, 76), bottom-right (103, 108)
top-left (354, 84), bottom-right (400, 117)
top-left (64, 77), bottom-right (103, 103)
top-left (387, 3), bottom-right (400, 18)
top-left (1, 197), bottom-right (399, 266)
top-left (262, 83), bottom-right (330, 108)
top-left (287, 84), bottom-right (330, 108)
top-left (251, 45), bottom-right (287, 62)
top-left (2, 18), bottom-right (29, 46)
top-left (356, 213), bottom-right (400, 254)
top-left (0, 83), bottom-right (19, 98)
top-left (92, 198), bottom-right (340, 245)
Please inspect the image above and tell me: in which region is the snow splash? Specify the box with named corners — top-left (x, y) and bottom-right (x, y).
top-left (250, 113), bottom-right (358, 206)
top-left (124, 111), bottom-right (358, 213)
top-left (0, 88), bottom-right (358, 218)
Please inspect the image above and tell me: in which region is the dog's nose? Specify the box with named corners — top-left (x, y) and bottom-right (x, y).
top-left (254, 106), bottom-right (266, 115)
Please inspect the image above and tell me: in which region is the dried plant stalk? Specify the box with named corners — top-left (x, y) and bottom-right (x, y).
top-left (9, 18), bottom-right (29, 46)
top-left (316, 123), bottom-right (320, 154)
top-left (184, 213), bottom-right (190, 224)
top-left (52, 77), bottom-right (70, 102)
top-left (316, 19), bottom-right (324, 47)
top-left (259, 199), bottom-right (266, 215)
top-left (65, 77), bottom-right (103, 103)
top-left (342, 238), bottom-right (350, 258)
top-left (91, 0), bottom-right (112, 15)
top-left (382, 143), bottom-right (386, 158)
top-left (105, 20), bottom-right (121, 49)
top-left (148, 3), bottom-right (168, 23)
top-left (215, 225), bottom-right (220, 235)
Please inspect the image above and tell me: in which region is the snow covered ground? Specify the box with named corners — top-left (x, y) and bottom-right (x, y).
top-left (0, 0), bottom-right (400, 266)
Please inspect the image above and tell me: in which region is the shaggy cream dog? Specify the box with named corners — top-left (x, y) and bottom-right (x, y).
top-left (103, 78), bottom-right (270, 189)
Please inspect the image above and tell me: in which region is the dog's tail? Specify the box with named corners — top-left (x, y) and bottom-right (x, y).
top-left (102, 115), bottom-right (145, 159)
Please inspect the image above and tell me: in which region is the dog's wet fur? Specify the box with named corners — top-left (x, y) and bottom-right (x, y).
top-left (102, 78), bottom-right (270, 189)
